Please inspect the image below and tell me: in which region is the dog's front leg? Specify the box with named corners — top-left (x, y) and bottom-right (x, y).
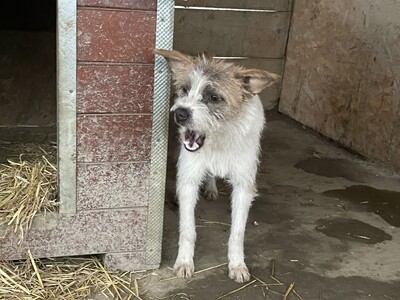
top-left (228, 184), bottom-right (254, 283)
top-left (174, 156), bottom-right (205, 278)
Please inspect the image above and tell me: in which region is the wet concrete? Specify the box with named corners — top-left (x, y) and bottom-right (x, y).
top-left (324, 185), bottom-right (400, 227)
top-left (136, 112), bottom-right (400, 300)
top-left (316, 218), bottom-right (392, 244)
top-left (295, 157), bottom-right (372, 183)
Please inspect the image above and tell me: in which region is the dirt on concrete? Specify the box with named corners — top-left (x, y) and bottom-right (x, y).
top-left (136, 111), bottom-right (400, 300)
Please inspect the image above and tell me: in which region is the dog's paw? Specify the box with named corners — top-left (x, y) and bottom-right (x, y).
top-left (204, 189), bottom-right (218, 201)
top-left (174, 261), bottom-right (194, 279)
top-left (229, 265), bottom-right (250, 283)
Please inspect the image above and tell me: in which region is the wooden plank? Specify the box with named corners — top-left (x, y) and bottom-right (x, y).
top-left (0, 209), bottom-right (147, 260)
top-left (77, 114), bottom-right (152, 162)
top-left (77, 162), bottom-right (150, 209)
top-left (78, 0), bottom-right (156, 10)
top-left (77, 9), bottom-right (156, 63)
top-left (279, 0), bottom-right (400, 171)
top-left (222, 58), bottom-right (283, 109)
top-left (174, 9), bottom-right (290, 58)
top-left (77, 64), bottom-right (154, 114)
top-left (175, 0), bottom-right (292, 11)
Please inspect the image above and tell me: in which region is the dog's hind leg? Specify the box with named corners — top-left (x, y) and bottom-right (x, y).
top-left (204, 175), bottom-right (218, 201)
top-left (228, 183), bottom-right (254, 283)
top-left (174, 156), bottom-right (205, 279)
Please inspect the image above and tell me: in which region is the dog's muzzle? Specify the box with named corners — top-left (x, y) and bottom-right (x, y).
top-left (172, 108), bottom-right (206, 152)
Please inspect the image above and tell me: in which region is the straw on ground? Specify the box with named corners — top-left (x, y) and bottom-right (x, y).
top-left (0, 254), bottom-right (142, 300)
top-left (0, 143), bottom-right (58, 243)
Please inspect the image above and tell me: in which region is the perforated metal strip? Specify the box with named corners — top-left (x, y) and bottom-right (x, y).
top-left (146, 0), bottom-right (174, 267)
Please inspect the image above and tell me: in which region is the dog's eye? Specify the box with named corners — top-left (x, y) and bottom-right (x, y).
top-left (210, 93), bottom-right (221, 103)
top-left (181, 86), bottom-right (188, 94)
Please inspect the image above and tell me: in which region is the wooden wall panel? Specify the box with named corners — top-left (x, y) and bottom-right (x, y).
top-left (77, 162), bottom-right (150, 209)
top-left (77, 64), bottom-right (154, 114)
top-left (77, 114), bottom-right (152, 163)
top-left (279, 0), bottom-right (400, 171)
top-left (78, 0), bottom-right (156, 10)
top-left (1, 209), bottom-right (147, 260)
top-left (77, 9), bottom-right (155, 63)
top-left (173, 4), bottom-right (292, 107)
top-left (175, 0), bottom-right (292, 11)
top-left (174, 9), bottom-right (290, 58)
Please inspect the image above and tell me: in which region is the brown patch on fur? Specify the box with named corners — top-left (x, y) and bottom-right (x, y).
top-left (235, 69), bottom-right (281, 94)
top-left (154, 49), bottom-right (193, 82)
top-left (197, 58), bottom-right (244, 104)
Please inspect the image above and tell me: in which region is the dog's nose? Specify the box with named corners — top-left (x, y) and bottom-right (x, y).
top-left (175, 108), bottom-right (191, 124)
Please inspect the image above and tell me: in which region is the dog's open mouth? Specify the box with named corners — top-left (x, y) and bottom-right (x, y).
top-left (183, 129), bottom-right (205, 152)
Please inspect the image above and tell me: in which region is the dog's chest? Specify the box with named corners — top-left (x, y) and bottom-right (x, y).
top-left (199, 134), bottom-right (260, 178)
top-left (179, 96), bottom-right (265, 179)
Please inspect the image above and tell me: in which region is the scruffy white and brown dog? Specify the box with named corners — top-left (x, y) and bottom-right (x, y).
top-left (155, 49), bottom-right (279, 283)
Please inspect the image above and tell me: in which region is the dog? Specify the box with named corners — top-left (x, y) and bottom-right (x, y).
top-left (155, 49), bottom-right (279, 283)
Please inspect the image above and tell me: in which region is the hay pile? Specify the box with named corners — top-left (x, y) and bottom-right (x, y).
top-left (0, 143), bottom-right (58, 242)
top-left (0, 143), bottom-right (144, 299)
top-left (0, 254), bottom-right (142, 300)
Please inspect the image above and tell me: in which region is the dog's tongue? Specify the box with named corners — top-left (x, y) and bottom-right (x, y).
top-left (183, 129), bottom-right (205, 152)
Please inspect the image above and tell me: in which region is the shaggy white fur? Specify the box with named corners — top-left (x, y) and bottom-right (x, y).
top-left (155, 49), bottom-right (278, 283)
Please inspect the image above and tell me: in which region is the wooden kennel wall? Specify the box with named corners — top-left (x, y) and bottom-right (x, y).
top-left (0, 0), bottom-right (174, 271)
top-left (175, 0), bottom-right (400, 171)
top-left (279, 0), bottom-right (400, 171)
top-left (174, 0), bottom-right (294, 109)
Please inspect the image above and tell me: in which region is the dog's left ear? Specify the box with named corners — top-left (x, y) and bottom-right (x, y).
top-left (235, 69), bottom-right (280, 94)
top-left (154, 49), bottom-right (193, 75)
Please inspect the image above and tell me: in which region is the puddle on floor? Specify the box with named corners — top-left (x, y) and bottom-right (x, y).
top-left (295, 157), bottom-right (371, 183)
top-left (323, 185), bottom-right (400, 227)
top-left (316, 218), bottom-right (392, 244)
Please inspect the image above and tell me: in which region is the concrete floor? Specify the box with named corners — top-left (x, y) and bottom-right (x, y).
top-left (140, 111), bottom-right (400, 300)
top-left (1, 111), bottom-right (399, 299)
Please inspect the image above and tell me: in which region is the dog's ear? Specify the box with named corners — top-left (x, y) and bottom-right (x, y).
top-left (154, 49), bottom-right (193, 75)
top-left (235, 69), bottom-right (280, 94)
top-left (200, 51), bottom-right (214, 60)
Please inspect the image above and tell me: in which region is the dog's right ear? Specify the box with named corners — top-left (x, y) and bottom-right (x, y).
top-left (235, 69), bottom-right (280, 95)
top-left (154, 49), bottom-right (193, 75)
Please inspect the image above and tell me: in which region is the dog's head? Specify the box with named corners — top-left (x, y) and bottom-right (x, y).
top-left (155, 49), bottom-right (279, 152)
